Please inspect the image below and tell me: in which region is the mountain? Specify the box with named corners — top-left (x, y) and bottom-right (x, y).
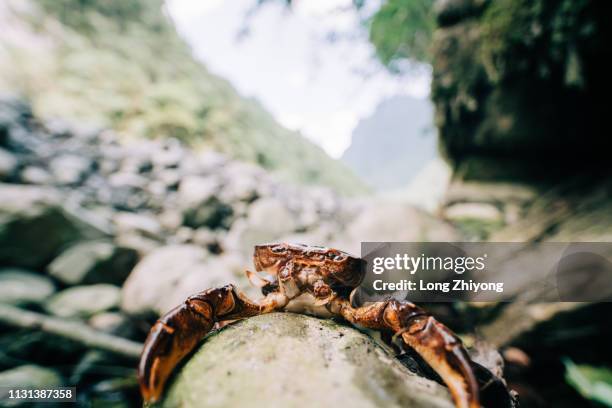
top-left (0, 0), bottom-right (367, 195)
top-left (341, 95), bottom-right (436, 190)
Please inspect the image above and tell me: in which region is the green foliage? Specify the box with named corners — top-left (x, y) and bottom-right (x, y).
top-left (1, 0), bottom-right (366, 194)
top-left (564, 359), bottom-right (612, 407)
top-left (480, 0), bottom-right (593, 84)
top-left (369, 0), bottom-right (436, 68)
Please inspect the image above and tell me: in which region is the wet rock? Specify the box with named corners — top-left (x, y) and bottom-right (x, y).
top-left (0, 184), bottom-right (105, 269)
top-left (48, 240), bottom-right (138, 285)
top-left (121, 245), bottom-right (209, 316)
top-left (0, 365), bottom-right (62, 390)
top-left (45, 284), bottom-right (121, 318)
top-left (0, 269), bottom-right (55, 305)
top-left (0, 147), bottom-right (17, 180)
top-left (163, 313), bottom-right (454, 408)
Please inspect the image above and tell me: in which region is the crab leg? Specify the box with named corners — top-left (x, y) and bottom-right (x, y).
top-left (336, 299), bottom-right (480, 408)
top-left (138, 284), bottom-right (286, 403)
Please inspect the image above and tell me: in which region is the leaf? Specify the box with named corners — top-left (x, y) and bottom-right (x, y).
top-left (564, 358), bottom-right (612, 407)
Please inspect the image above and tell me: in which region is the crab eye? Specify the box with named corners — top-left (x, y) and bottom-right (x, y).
top-left (326, 252), bottom-right (344, 261)
top-left (271, 246), bottom-right (287, 254)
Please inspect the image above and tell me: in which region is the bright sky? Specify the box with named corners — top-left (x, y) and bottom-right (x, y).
top-left (166, 0), bottom-right (431, 158)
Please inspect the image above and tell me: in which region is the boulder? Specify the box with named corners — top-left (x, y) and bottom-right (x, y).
top-left (0, 269), bottom-right (55, 305)
top-left (45, 284), bottom-right (121, 318)
top-left (333, 203), bottom-right (459, 254)
top-left (48, 240), bottom-right (138, 285)
top-left (224, 198), bottom-right (297, 257)
top-left (121, 247), bottom-right (245, 316)
top-left (0, 147), bottom-right (17, 180)
top-left (0, 184), bottom-right (105, 269)
top-left (121, 245), bottom-right (209, 316)
top-left (0, 365), bottom-right (63, 390)
top-left (162, 313), bottom-right (454, 408)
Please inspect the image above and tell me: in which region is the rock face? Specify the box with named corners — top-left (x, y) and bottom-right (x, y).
top-left (162, 313), bottom-right (454, 408)
top-left (431, 0), bottom-right (611, 183)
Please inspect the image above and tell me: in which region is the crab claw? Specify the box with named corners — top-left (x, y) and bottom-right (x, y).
top-left (384, 301), bottom-right (480, 408)
top-left (313, 295), bottom-right (335, 306)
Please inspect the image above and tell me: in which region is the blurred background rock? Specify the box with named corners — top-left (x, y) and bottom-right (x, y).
top-left (0, 0), bottom-right (610, 407)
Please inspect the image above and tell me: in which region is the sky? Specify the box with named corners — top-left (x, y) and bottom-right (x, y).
top-left (166, 0), bottom-right (431, 158)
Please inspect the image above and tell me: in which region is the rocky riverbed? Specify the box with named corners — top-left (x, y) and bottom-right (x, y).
top-left (0, 96), bottom-right (462, 406)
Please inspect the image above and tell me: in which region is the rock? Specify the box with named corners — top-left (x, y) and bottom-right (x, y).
top-left (0, 365), bottom-right (62, 390)
top-left (444, 202), bottom-right (503, 222)
top-left (333, 203), bottom-right (459, 254)
top-left (0, 184), bottom-right (105, 269)
top-left (178, 175), bottom-right (218, 209)
top-left (225, 198), bottom-right (297, 257)
top-left (0, 269), bottom-right (55, 305)
top-left (158, 209), bottom-right (183, 231)
top-left (178, 176), bottom-right (233, 229)
top-left (113, 212), bottom-right (162, 239)
top-left (163, 313), bottom-right (454, 408)
top-left (20, 166), bottom-right (53, 184)
top-left (165, 253), bottom-right (248, 309)
top-left (45, 284), bottom-right (121, 318)
top-left (48, 240), bottom-right (138, 285)
top-left (0, 147), bottom-right (17, 179)
top-left (89, 312), bottom-right (132, 336)
top-left (108, 172), bottom-right (147, 189)
top-left (115, 232), bottom-right (161, 256)
top-left (444, 181), bottom-right (537, 206)
top-left (192, 228), bottom-right (216, 247)
top-left (183, 196), bottom-right (234, 230)
top-left (248, 197), bottom-right (296, 233)
top-left (121, 245), bottom-right (209, 316)
top-left (49, 154), bottom-right (92, 184)
top-left (172, 226), bottom-right (195, 244)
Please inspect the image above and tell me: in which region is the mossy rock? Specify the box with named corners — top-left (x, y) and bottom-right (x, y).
top-left (160, 313), bottom-right (454, 408)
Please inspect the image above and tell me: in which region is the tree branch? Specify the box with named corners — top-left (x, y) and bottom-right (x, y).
top-left (0, 303), bottom-right (142, 359)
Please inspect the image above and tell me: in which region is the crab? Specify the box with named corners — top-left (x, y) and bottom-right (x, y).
top-left (139, 243), bottom-right (485, 408)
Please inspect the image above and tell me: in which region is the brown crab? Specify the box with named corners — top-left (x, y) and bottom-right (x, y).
top-left (138, 243), bottom-right (482, 408)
